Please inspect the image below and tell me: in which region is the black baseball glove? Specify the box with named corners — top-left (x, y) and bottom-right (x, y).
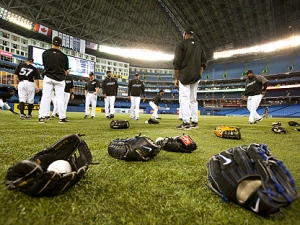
top-left (6, 134), bottom-right (92, 197)
top-left (108, 134), bottom-right (160, 161)
top-left (110, 120), bottom-right (130, 129)
top-left (271, 125), bottom-right (287, 134)
top-left (158, 134), bottom-right (197, 153)
top-left (207, 143), bottom-right (298, 217)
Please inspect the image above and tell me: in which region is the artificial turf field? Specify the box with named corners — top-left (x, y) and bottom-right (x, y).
top-left (0, 111), bottom-right (299, 225)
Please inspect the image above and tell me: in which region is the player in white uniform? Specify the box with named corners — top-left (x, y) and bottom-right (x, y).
top-left (128, 73), bottom-right (145, 120)
top-left (13, 57), bottom-right (40, 119)
top-left (243, 70), bottom-right (268, 124)
top-left (84, 72), bottom-right (100, 119)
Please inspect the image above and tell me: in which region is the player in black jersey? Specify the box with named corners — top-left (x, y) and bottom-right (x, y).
top-left (102, 71), bottom-right (118, 119)
top-left (0, 88), bottom-right (19, 115)
top-left (173, 25), bottom-right (206, 130)
top-left (149, 90), bottom-right (164, 120)
top-left (128, 73), bottom-right (145, 120)
top-left (13, 57), bottom-right (40, 119)
top-left (84, 72), bottom-right (100, 119)
top-left (38, 36), bottom-right (70, 123)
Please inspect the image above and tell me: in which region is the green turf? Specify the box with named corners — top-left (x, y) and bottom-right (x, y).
top-left (0, 111), bottom-right (299, 225)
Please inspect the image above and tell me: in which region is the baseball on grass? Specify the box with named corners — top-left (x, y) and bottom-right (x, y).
top-left (47, 160), bottom-right (72, 173)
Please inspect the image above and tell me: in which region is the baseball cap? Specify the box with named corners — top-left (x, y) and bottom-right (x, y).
top-left (89, 72), bottom-right (94, 76)
top-left (52, 36), bottom-right (62, 46)
top-left (27, 57), bottom-right (34, 63)
top-left (159, 90), bottom-right (164, 93)
top-left (106, 70), bottom-right (111, 74)
top-left (135, 73), bottom-right (140, 76)
top-left (246, 70), bottom-right (253, 75)
top-left (185, 25), bottom-right (195, 35)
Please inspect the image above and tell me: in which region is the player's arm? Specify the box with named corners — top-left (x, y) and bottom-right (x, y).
top-left (13, 74), bottom-right (18, 90)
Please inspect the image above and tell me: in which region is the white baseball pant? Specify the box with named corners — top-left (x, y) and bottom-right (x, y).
top-left (18, 80), bottom-right (35, 104)
top-left (149, 101), bottom-right (158, 119)
top-left (247, 94), bottom-right (262, 123)
top-left (130, 96), bottom-right (141, 118)
top-left (179, 80), bottom-right (199, 124)
top-left (104, 96), bottom-right (115, 116)
top-left (85, 92), bottom-right (97, 117)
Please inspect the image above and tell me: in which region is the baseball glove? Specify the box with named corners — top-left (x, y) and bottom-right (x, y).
top-left (207, 143), bottom-right (298, 217)
top-left (108, 133), bottom-right (160, 161)
top-left (147, 118), bottom-right (159, 124)
top-left (159, 134), bottom-right (197, 153)
top-left (271, 125), bottom-right (287, 134)
top-left (110, 120), bottom-right (130, 129)
top-left (5, 134), bottom-right (92, 197)
top-left (288, 121), bottom-right (299, 126)
top-left (214, 125), bottom-right (241, 139)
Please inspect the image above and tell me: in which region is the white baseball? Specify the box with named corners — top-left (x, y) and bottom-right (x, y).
top-left (47, 160), bottom-right (72, 174)
top-left (155, 137), bottom-right (164, 143)
top-left (145, 121), bottom-right (148, 124)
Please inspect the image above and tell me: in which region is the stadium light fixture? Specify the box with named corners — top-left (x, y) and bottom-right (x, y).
top-left (0, 7), bottom-right (32, 30)
top-left (99, 45), bottom-right (174, 61)
top-left (213, 35), bottom-right (300, 59)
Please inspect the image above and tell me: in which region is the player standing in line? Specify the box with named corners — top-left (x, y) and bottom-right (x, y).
top-left (243, 70), bottom-right (268, 124)
top-left (173, 25), bottom-right (207, 130)
top-left (102, 70), bottom-right (118, 119)
top-left (84, 72), bottom-right (100, 119)
top-left (128, 73), bottom-right (145, 120)
top-left (149, 90), bottom-right (164, 120)
top-left (52, 68), bottom-right (74, 118)
top-left (38, 36), bottom-right (70, 123)
top-left (13, 57), bottom-right (40, 119)
top-left (0, 88), bottom-right (19, 115)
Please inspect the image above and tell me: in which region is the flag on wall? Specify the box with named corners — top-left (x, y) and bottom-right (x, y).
top-left (33, 23), bottom-right (52, 36)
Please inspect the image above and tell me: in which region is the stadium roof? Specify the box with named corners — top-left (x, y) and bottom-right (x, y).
top-left (0, 0), bottom-right (299, 66)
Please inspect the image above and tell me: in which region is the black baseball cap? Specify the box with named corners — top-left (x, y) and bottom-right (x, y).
top-left (185, 25), bottom-right (195, 35)
top-left (27, 57), bottom-right (34, 62)
top-left (159, 90), bottom-right (164, 93)
top-left (135, 73), bottom-right (140, 76)
top-left (52, 36), bottom-right (62, 46)
top-left (106, 70), bottom-right (111, 74)
top-left (246, 70), bottom-right (253, 75)
top-left (89, 72), bottom-right (94, 76)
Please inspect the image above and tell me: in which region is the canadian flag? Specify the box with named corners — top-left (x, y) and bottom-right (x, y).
top-left (34, 23), bottom-right (52, 36)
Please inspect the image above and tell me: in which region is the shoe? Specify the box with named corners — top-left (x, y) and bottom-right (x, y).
top-left (45, 116), bottom-right (51, 120)
top-left (20, 114), bottom-right (27, 120)
top-left (91, 116), bottom-right (94, 119)
top-left (55, 113), bottom-right (59, 118)
top-left (27, 115), bottom-right (33, 119)
top-left (255, 118), bottom-right (263, 123)
top-left (109, 114), bottom-right (114, 119)
top-left (249, 122), bottom-right (255, 124)
top-left (59, 118), bottom-right (70, 123)
top-left (135, 117), bottom-right (139, 120)
top-left (84, 115), bottom-right (89, 119)
top-left (156, 117), bottom-right (162, 120)
top-left (51, 115), bottom-right (55, 118)
top-left (176, 122), bottom-right (191, 130)
top-left (190, 122), bottom-right (199, 129)
top-left (12, 111), bottom-right (19, 115)
top-left (179, 118), bottom-right (183, 121)
top-left (106, 115), bottom-right (110, 119)
top-left (39, 118), bottom-right (45, 123)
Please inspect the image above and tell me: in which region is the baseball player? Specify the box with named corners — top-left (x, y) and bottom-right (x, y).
top-left (13, 57), bottom-right (40, 119)
top-left (102, 70), bottom-right (118, 119)
top-left (84, 72), bottom-right (100, 119)
top-left (149, 90), bottom-right (164, 119)
top-left (39, 36), bottom-right (69, 123)
top-left (128, 73), bottom-right (145, 120)
top-left (52, 69), bottom-right (74, 118)
top-left (14, 58), bottom-right (40, 120)
top-left (0, 88), bottom-right (19, 115)
top-left (243, 70), bottom-right (268, 124)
